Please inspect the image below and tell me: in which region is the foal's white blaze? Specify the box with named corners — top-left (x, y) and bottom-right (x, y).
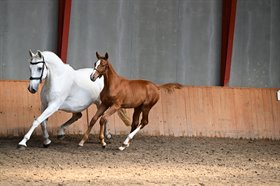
top-left (95, 59), bottom-right (101, 69)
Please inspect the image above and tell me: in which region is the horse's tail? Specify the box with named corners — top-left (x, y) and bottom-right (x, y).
top-left (158, 83), bottom-right (183, 94)
top-left (117, 108), bottom-right (131, 126)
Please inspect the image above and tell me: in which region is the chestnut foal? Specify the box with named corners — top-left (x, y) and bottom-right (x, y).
top-left (79, 52), bottom-right (182, 150)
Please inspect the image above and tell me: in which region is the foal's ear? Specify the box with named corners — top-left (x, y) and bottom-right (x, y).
top-left (29, 49), bottom-right (35, 58)
top-left (105, 52), bottom-right (109, 60)
top-left (37, 50), bottom-right (43, 58)
top-left (96, 52), bottom-right (101, 59)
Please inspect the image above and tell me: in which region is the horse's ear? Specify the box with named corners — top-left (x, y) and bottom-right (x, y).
top-left (37, 50), bottom-right (43, 58)
top-left (96, 52), bottom-right (100, 59)
top-left (105, 52), bottom-right (109, 60)
top-left (29, 49), bottom-right (34, 58)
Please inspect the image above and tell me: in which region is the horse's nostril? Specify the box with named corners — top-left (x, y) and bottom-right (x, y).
top-left (28, 86), bottom-right (36, 94)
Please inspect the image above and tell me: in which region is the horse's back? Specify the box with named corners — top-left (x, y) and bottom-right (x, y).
top-left (58, 68), bottom-right (104, 112)
top-left (75, 68), bottom-right (103, 89)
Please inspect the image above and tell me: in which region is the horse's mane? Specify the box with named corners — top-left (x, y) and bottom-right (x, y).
top-left (42, 51), bottom-right (65, 67)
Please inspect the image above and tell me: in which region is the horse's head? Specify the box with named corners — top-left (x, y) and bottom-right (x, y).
top-left (90, 52), bottom-right (109, 82)
top-left (27, 50), bottom-right (48, 94)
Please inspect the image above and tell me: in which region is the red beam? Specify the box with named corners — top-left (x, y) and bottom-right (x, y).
top-left (57, 0), bottom-right (72, 63)
top-left (220, 0), bottom-right (237, 86)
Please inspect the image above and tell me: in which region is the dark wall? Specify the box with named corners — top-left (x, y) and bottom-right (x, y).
top-left (68, 0), bottom-right (222, 85)
top-left (230, 0), bottom-right (280, 88)
top-left (0, 0), bottom-right (279, 88)
top-left (0, 0), bottom-right (58, 80)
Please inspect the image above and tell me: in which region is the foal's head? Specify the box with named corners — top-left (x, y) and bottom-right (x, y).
top-left (90, 52), bottom-right (109, 82)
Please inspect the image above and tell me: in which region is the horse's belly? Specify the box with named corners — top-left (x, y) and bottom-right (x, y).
top-left (59, 96), bottom-right (94, 113)
top-left (59, 102), bottom-right (91, 113)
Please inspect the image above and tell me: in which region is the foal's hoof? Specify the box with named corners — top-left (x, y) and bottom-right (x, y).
top-left (57, 135), bottom-right (65, 140)
top-left (118, 146), bottom-right (126, 151)
top-left (17, 145), bottom-right (27, 151)
top-left (118, 143), bottom-right (129, 151)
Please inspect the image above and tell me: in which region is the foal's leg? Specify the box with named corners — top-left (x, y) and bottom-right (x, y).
top-left (119, 106), bottom-right (142, 151)
top-left (78, 104), bottom-right (108, 147)
top-left (99, 105), bottom-right (120, 148)
top-left (57, 112), bottom-right (82, 139)
top-left (119, 106), bottom-right (151, 151)
top-left (95, 101), bottom-right (112, 140)
top-left (130, 107), bottom-right (142, 133)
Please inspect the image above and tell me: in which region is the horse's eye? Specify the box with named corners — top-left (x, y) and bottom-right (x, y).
top-left (38, 67), bottom-right (42, 71)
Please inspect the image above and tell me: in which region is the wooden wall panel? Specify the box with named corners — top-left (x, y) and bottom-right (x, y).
top-left (0, 81), bottom-right (279, 139)
top-left (160, 88), bottom-right (187, 136)
top-left (0, 81), bottom-right (41, 137)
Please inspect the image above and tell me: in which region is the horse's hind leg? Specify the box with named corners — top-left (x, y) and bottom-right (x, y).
top-left (57, 112), bottom-right (82, 139)
top-left (104, 121), bottom-right (112, 140)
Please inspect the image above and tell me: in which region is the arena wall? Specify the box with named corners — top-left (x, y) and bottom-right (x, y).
top-left (0, 80), bottom-right (279, 139)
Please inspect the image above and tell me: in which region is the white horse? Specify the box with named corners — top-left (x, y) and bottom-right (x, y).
top-left (17, 50), bottom-right (130, 150)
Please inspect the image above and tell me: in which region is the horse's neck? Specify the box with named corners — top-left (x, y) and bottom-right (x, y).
top-left (104, 63), bottom-right (121, 88)
top-left (43, 52), bottom-right (71, 85)
top-left (44, 53), bottom-right (65, 72)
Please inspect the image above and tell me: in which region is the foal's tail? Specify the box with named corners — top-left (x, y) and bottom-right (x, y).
top-left (117, 108), bottom-right (131, 126)
top-left (158, 83), bottom-right (184, 94)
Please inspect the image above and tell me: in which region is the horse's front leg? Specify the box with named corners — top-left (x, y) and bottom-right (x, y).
top-left (99, 105), bottom-right (120, 148)
top-left (78, 104), bottom-right (108, 147)
top-left (41, 120), bottom-right (51, 147)
top-left (17, 103), bottom-right (60, 150)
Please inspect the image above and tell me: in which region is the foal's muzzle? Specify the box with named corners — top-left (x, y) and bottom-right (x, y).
top-left (90, 74), bottom-right (96, 82)
top-left (90, 72), bottom-right (100, 82)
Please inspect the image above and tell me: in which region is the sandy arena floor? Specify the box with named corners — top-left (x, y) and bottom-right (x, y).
top-left (0, 134), bottom-right (279, 185)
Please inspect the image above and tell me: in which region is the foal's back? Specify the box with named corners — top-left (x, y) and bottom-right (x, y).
top-left (108, 78), bottom-right (160, 108)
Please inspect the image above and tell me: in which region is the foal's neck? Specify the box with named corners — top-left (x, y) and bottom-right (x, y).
top-left (104, 63), bottom-right (121, 88)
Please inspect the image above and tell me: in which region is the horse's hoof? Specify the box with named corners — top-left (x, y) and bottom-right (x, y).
top-left (57, 135), bottom-right (65, 140)
top-left (43, 143), bottom-right (51, 148)
top-left (78, 143), bottom-right (84, 147)
top-left (102, 145), bottom-right (106, 149)
top-left (17, 145), bottom-right (27, 150)
top-left (106, 133), bottom-right (112, 140)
